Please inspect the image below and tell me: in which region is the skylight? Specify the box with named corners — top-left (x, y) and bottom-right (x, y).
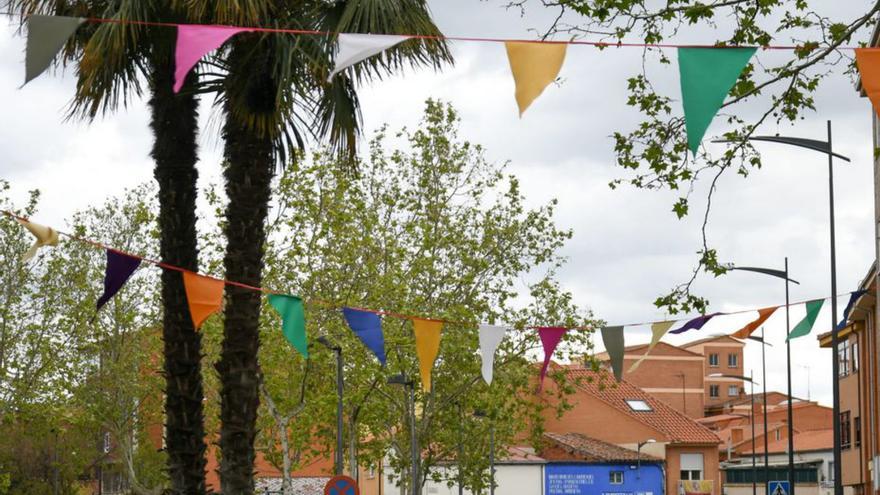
top-left (625, 399), bottom-right (653, 412)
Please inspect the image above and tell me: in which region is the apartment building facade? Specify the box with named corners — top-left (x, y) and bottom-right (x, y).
top-left (681, 335), bottom-right (746, 415)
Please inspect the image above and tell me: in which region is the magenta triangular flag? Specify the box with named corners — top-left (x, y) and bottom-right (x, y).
top-left (174, 24), bottom-right (249, 93)
top-left (537, 326), bottom-right (569, 391)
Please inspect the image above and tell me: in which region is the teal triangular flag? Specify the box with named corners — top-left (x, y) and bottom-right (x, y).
top-left (678, 47), bottom-right (756, 154)
top-left (787, 299), bottom-right (824, 341)
top-left (268, 294), bottom-right (308, 358)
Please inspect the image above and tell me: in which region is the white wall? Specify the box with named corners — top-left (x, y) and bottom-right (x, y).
top-left (383, 464), bottom-right (545, 495)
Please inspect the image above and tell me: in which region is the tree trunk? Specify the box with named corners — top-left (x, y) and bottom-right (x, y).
top-left (148, 30), bottom-right (207, 495)
top-left (217, 37), bottom-right (277, 495)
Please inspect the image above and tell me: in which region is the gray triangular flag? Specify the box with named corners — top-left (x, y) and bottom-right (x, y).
top-left (328, 33), bottom-right (410, 81)
top-left (600, 326), bottom-right (625, 382)
top-left (24, 15), bottom-right (85, 86)
top-left (478, 325), bottom-right (507, 385)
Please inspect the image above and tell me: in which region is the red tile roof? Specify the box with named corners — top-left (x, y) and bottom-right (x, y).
top-left (740, 429), bottom-right (833, 455)
top-left (543, 432), bottom-right (662, 463)
top-left (565, 367), bottom-right (722, 446)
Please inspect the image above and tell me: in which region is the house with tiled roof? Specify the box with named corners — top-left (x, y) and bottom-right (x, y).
top-left (539, 366), bottom-right (723, 495)
top-left (680, 335), bottom-right (746, 416)
top-left (594, 341), bottom-right (707, 418)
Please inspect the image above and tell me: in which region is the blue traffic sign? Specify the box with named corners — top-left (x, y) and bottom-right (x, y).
top-left (324, 475), bottom-right (359, 495)
top-left (769, 480), bottom-right (790, 495)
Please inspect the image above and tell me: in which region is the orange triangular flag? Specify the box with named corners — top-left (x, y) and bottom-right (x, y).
top-left (182, 272), bottom-right (225, 329)
top-left (412, 318), bottom-right (443, 392)
top-left (856, 49), bottom-right (880, 117)
top-left (731, 306), bottom-right (778, 339)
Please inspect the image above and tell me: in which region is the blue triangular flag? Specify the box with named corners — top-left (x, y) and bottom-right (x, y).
top-left (342, 307), bottom-right (386, 365)
top-left (96, 250), bottom-right (141, 311)
top-left (837, 290), bottom-right (868, 331)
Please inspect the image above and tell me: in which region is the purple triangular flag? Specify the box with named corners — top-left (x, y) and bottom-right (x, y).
top-left (537, 327), bottom-right (569, 391)
top-left (96, 250), bottom-right (142, 311)
top-left (669, 312), bottom-right (723, 334)
top-left (342, 307), bottom-right (386, 365)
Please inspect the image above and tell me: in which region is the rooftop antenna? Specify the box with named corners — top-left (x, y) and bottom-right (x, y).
top-left (799, 364), bottom-right (811, 401)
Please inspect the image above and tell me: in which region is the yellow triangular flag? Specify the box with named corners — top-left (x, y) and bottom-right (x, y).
top-left (505, 41), bottom-right (567, 116)
top-left (17, 218), bottom-right (59, 261)
top-left (412, 318), bottom-right (443, 392)
top-left (628, 321), bottom-right (675, 373)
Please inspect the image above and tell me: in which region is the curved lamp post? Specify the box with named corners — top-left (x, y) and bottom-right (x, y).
top-left (746, 330), bottom-right (773, 491)
top-left (317, 336), bottom-right (344, 476)
top-left (389, 374), bottom-right (418, 495)
top-left (727, 263), bottom-right (799, 495)
top-left (711, 372), bottom-right (759, 495)
top-left (636, 439), bottom-right (656, 479)
top-left (716, 122), bottom-right (850, 495)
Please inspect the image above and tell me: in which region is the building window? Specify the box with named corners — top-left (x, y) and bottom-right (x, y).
top-left (728, 385), bottom-right (739, 397)
top-left (625, 399), bottom-right (653, 412)
top-left (710, 385), bottom-right (719, 398)
top-left (841, 411), bottom-right (851, 449)
top-left (828, 461), bottom-right (835, 481)
top-left (855, 416), bottom-right (861, 448)
top-left (680, 453), bottom-right (704, 481)
top-left (610, 471), bottom-right (624, 484)
top-left (775, 429), bottom-right (782, 441)
top-left (728, 354), bottom-right (738, 368)
top-left (839, 341), bottom-right (850, 377)
top-left (709, 354), bottom-right (719, 367)
top-left (852, 341), bottom-right (859, 374)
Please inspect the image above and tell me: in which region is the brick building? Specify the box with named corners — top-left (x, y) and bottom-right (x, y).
top-left (818, 262), bottom-right (877, 495)
top-left (540, 366), bottom-right (723, 495)
top-left (596, 342), bottom-right (707, 418)
top-left (680, 335), bottom-right (746, 415)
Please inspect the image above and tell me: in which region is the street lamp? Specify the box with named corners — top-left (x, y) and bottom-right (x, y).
top-left (727, 262), bottom-right (799, 495)
top-left (746, 330), bottom-right (773, 491)
top-left (388, 373), bottom-right (418, 495)
top-left (716, 122), bottom-right (850, 495)
top-left (474, 409), bottom-right (495, 495)
top-left (711, 373), bottom-right (759, 495)
top-left (636, 439), bottom-right (656, 478)
top-left (317, 336), bottom-right (344, 477)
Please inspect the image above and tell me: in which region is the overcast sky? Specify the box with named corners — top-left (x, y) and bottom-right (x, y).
top-left (2, 1), bottom-right (878, 407)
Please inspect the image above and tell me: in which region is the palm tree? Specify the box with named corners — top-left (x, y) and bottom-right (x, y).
top-left (6, 1), bottom-right (209, 492)
top-left (208, 1), bottom-right (450, 491)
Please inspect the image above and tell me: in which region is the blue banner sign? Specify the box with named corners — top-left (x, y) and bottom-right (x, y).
top-left (545, 463), bottom-right (663, 495)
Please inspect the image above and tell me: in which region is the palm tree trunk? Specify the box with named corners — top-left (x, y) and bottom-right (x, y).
top-left (217, 38), bottom-right (276, 495)
top-left (148, 31), bottom-right (207, 495)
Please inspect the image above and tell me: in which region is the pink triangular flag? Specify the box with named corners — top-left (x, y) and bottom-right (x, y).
top-left (537, 326), bottom-right (569, 391)
top-left (174, 24), bottom-right (249, 93)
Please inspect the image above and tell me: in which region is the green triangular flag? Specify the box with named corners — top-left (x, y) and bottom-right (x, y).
top-left (268, 294), bottom-right (308, 358)
top-left (601, 325), bottom-right (626, 382)
top-left (24, 15), bottom-right (85, 86)
top-left (678, 47), bottom-right (756, 154)
top-left (787, 299), bottom-right (824, 340)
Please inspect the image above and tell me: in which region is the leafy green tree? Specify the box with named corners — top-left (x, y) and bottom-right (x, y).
top-left (5, 1), bottom-right (211, 490)
top-left (510, 0), bottom-right (879, 313)
top-left (234, 101), bottom-right (598, 494)
top-left (210, 3), bottom-right (450, 492)
top-left (0, 182), bottom-right (167, 493)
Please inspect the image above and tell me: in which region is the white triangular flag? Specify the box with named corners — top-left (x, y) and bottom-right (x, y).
top-left (328, 33), bottom-right (410, 81)
top-left (479, 324), bottom-right (507, 384)
top-left (17, 218), bottom-right (59, 261)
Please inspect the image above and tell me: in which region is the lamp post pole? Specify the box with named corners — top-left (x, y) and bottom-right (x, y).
top-left (637, 439), bottom-right (656, 479)
top-left (727, 263), bottom-right (799, 495)
top-left (318, 337), bottom-right (344, 476)
top-left (711, 373), bottom-right (759, 495)
top-left (715, 122), bottom-right (849, 495)
top-left (474, 410), bottom-right (495, 495)
top-left (748, 329), bottom-right (771, 492)
top-left (389, 374), bottom-right (418, 495)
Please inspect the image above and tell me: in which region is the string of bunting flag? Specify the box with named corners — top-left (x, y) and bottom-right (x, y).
top-left (15, 14), bottom-right (880, 153)
top-left (6, 210), bottom-right (864, 391)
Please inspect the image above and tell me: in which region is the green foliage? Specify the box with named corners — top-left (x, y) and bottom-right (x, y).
top-left (514, 0), bottom-right (879, 313)
top-left (0, 181), bottom-right (167, 493)
top-left (198, 100), bottom-right (599, 492)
